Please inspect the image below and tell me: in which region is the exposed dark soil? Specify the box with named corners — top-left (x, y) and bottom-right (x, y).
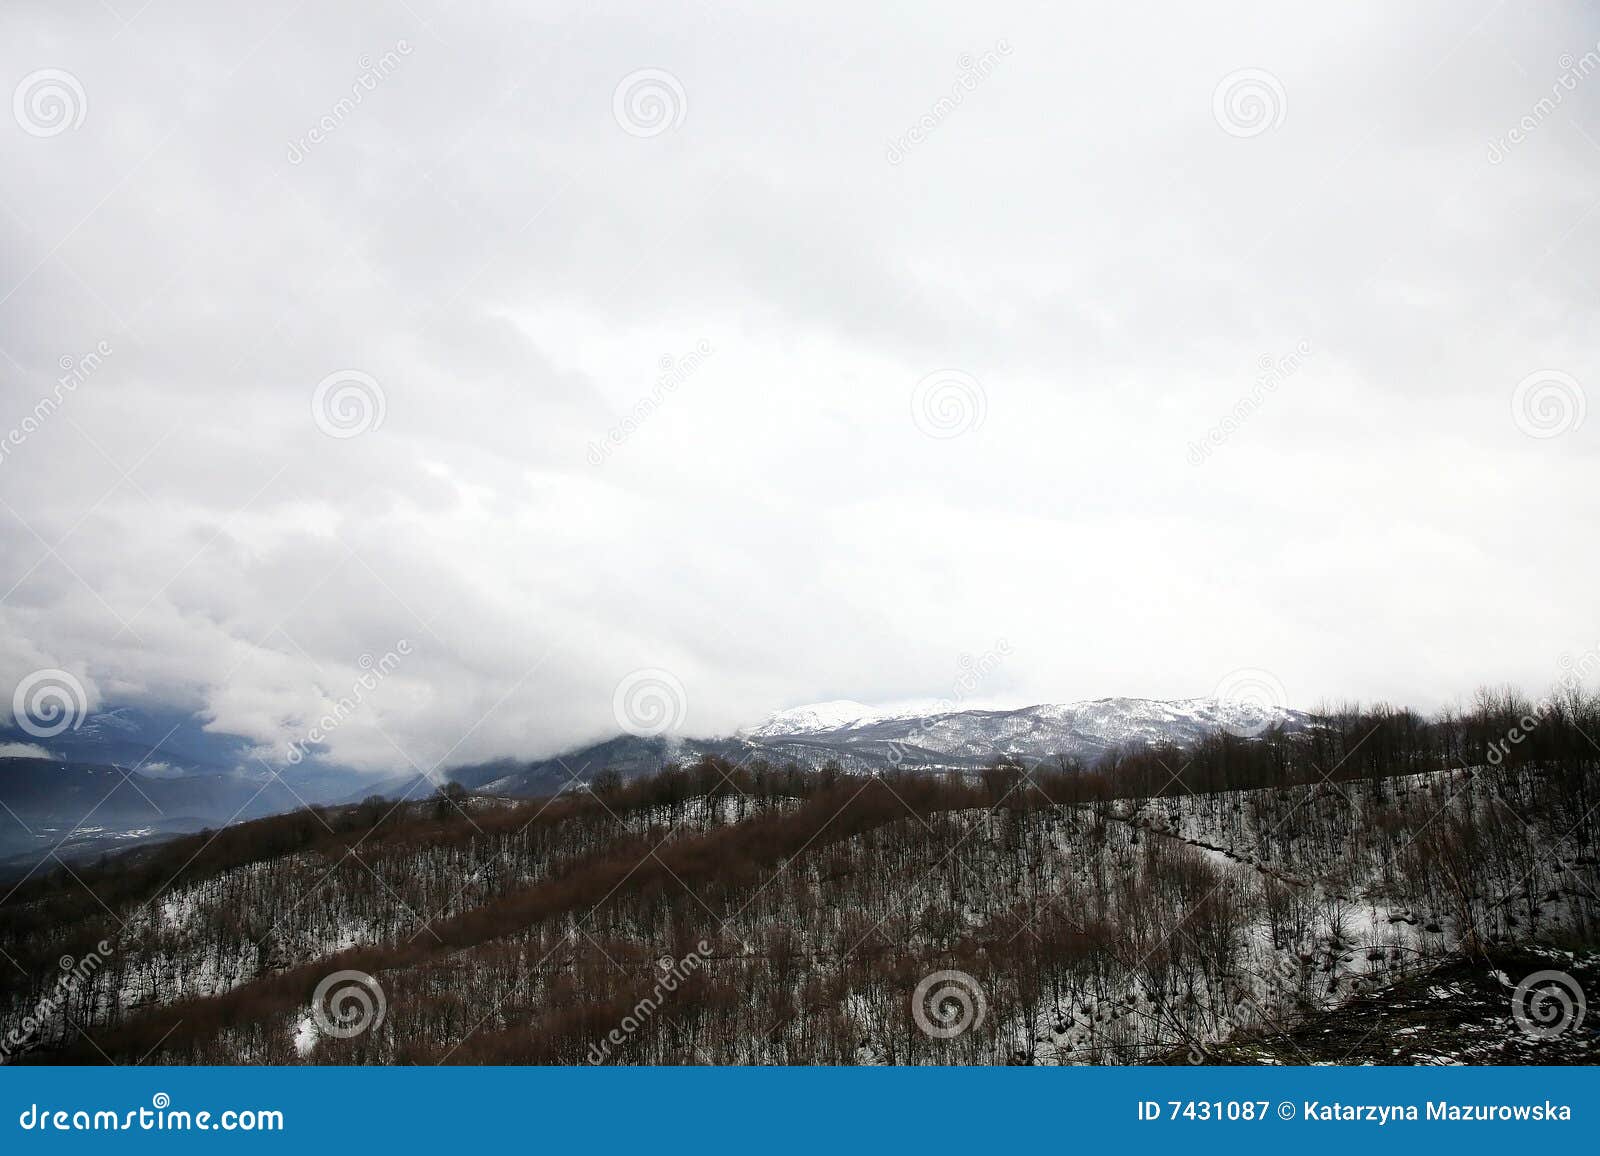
top-left (1204, 948), bottom-right (1599, 1065)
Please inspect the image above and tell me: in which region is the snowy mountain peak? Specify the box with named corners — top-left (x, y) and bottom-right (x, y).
top-left (740, 700), bottom-right (887, 738)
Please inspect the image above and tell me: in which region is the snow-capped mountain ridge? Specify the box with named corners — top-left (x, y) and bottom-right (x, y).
top-left (742, 695), bottom-right (1313, 766)
top-left (415, 696), bottom-right (1317, 800)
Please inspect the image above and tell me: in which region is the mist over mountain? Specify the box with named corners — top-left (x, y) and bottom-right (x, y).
top-left (1, 693), bottom-right (1318, 874)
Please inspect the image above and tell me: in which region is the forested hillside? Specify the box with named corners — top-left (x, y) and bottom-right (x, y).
top-left (3, 690), bottom-right (1596, 1065)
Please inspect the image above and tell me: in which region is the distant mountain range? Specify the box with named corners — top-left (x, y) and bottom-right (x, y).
top-left (472, 696), bottom-right (1312, 794)
top-left (740, 695), bottom-right (1313, 770)
top-left (761, 695), bottom-right (1316, 750)
top-left (0, 696), bottom-right (1311, 876)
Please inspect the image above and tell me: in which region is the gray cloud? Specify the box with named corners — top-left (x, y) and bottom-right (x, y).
top-left (2, 0), bottom-right (1597, 775)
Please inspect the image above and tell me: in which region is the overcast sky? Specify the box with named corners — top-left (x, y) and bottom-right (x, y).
top-left (2, 1), bottom-right (1598, 776)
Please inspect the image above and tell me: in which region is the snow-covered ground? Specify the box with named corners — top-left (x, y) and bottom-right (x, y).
top-left (4, 763), bottom-right (1592, 1065)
